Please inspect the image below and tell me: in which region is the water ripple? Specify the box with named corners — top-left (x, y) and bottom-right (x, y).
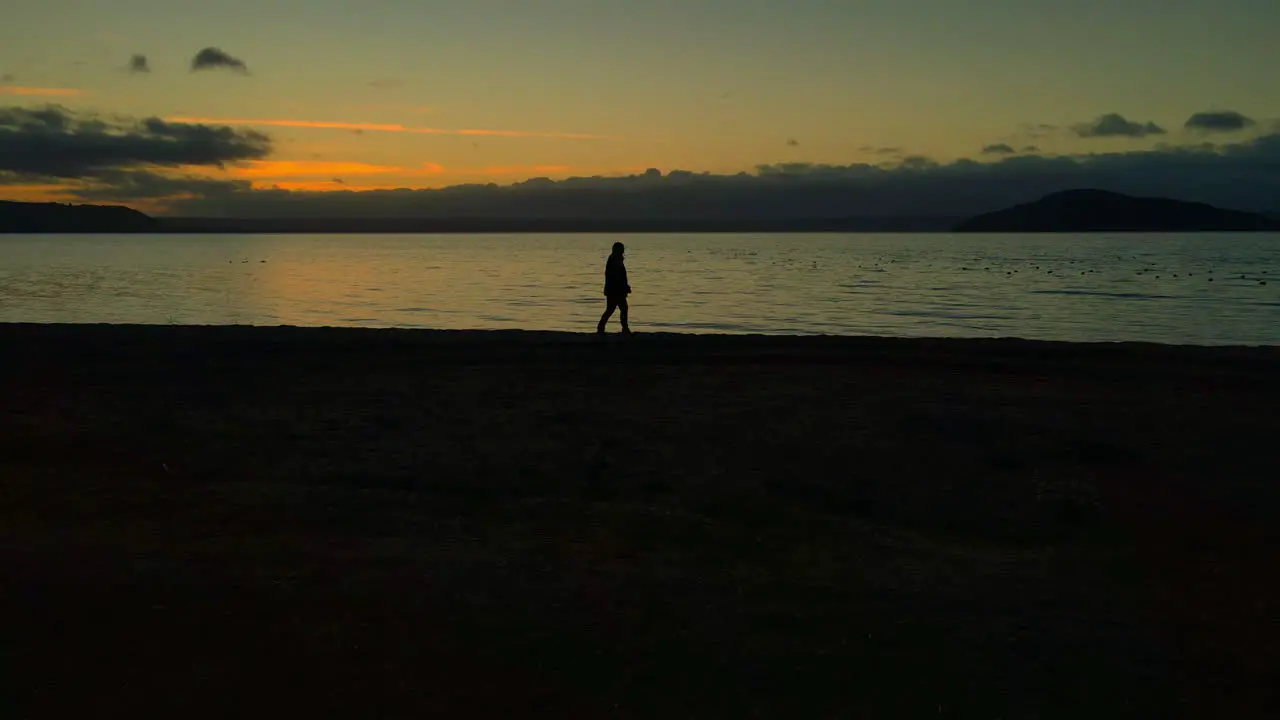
top-left (1, 232), bottom-right (1277, 344)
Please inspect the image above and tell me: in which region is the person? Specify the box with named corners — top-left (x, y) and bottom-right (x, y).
top-left (597, 241), bottom-right (631, 334)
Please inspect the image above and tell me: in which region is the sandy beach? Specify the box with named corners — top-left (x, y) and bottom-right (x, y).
top-left (3, 324), bottom-right (1277, 717)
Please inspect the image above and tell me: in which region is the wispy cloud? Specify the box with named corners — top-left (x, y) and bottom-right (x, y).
top-left (463, 165), bottom-right (572, 175)
top-left (0, 183), bottom-right (78, 203)
top-left (855, 144), bottom-right (906, 155)
top-left (349, 104), bottom-right (435, 113)
top-left (1018, 123), bottom-right (1058, 140)
top-left (0, 86), bottom-right (85, 96)
top-left (1072, 113), bottom-right (1166, 138)
top-left (164, 116), bottom-right (606, 140)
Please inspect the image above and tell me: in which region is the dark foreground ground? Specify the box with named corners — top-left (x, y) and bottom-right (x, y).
top-left (3, 324), bottom-right (1278, 718)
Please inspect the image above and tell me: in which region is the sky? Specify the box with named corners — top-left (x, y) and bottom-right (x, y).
top-left (2, 0), bottom-right (1279, 216)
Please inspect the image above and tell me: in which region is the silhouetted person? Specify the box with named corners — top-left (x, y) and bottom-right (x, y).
top-left (597, 241), bottom-right (631, 334)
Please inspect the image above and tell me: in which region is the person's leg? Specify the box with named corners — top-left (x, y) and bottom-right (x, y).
top-left (619, 298), bottom-right (630, 332)
top-left (597, 298), bottom-right (617, 333)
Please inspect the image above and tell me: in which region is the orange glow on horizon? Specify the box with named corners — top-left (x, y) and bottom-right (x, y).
top-left (2, 162), bottom-right (654, 207)
top-left (229, 160), bottom-right (411, 178)
top-left (258, 180), bottom-right (439, 191)
top-left (165, 116), bottom-right (606, 140)
top-left (0, 184), bottom-right (79, 202)
top-left (207, 160), bottom-right (449, 188)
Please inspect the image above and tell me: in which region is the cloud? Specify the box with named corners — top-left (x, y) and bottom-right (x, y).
top-left (162, 132), bottom-right (1280, 219)
top-left (164, 115), bottom-right (606, 140)
top-left (981, 143), bottom-right (1016, 155)
top-left (368, 79), bottom-right (400, 89)
top-left (1184, 110), bottom-right (1256, 133)
top-left (858, 145), bottom-right (904, 156)
top-left (0, 104), bottom-right (270, 182)
top-left (349, 103), bottom-right (435, 113)
top-left (462, 164), bottom-right (570, 176)
top-left (786, 137), bottom-right (800, 147)
top-left (191, 47), bottom-right (249, 74)
top-left (1072, 113), bottom-right (1166, 138)
top-left (1018, 123), bottom-right (1058, 139)
top-left (0, 86), bottom-right (84, 97)
top-left (128, 54), bottom-right (150, 74)
top-left (0, 73), bottom-right (13, 83)
top-left (1021, 145), bottom-right (1040, 153)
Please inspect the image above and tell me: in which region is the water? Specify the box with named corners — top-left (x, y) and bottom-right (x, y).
top-left (1, 233), bottom-right (1278, 345)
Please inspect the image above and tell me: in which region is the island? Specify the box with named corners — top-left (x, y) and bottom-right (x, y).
top-left (953, 189), bottom-right (1280, 232)
top-left (0, 200), bottom-right (157, 233)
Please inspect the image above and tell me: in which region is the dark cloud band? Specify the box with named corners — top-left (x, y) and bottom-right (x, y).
top-left (0, 104), bottom-right (270, 180)
top-left (165, 132), bottom-right (1280, 218)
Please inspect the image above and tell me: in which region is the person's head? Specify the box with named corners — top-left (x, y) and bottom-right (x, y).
top-left (611, 241), bottom-right (625, 257)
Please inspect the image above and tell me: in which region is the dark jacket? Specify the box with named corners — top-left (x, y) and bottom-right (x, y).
top-left (604, 254), bottom-right (630, 297)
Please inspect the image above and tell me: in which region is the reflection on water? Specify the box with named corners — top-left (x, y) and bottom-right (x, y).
top-left (1, 232), bottom-right (1277, 344)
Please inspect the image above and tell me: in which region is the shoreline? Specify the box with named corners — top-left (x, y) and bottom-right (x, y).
top-left (6, 321), bottom-right (1278, 373)
top-left (4, 322), bottom-right (1277, 716)
top-left (9, 319), bottom-right (1280, 346)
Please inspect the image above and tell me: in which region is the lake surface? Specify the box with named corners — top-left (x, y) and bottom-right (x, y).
top-left (1, 233), bottom-right (1278, 345)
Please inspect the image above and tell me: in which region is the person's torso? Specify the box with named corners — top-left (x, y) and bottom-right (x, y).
top-left (605, 255), bottom-right (627, 290)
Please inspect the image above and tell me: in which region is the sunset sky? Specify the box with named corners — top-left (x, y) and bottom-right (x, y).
top-left (3, 0), bottom-right (1278, 215)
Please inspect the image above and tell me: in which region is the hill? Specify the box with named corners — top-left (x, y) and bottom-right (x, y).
top-left (954, 189), bottom-right (1280, 232)
top-left (0, 201), bottom-right (157, 233)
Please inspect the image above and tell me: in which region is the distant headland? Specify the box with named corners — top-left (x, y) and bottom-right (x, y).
top-left (4, 191), bottom-right (1279, 234)
top-left (0, 200), bottom-right (158, 233)
top-left (1, 200), bottom-right (958, 233)
top-left (954, 189), bottom-right (1280, 232)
